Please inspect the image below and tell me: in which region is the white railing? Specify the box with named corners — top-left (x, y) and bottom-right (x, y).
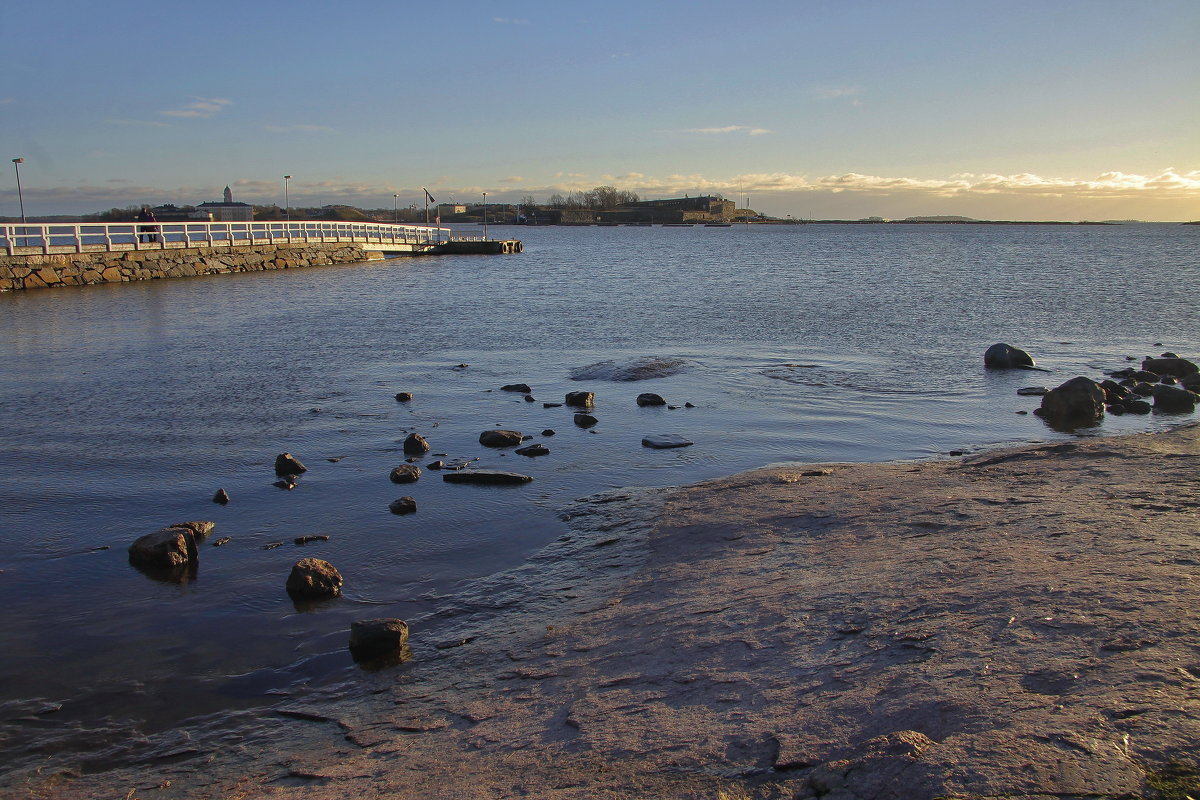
top-left (1, 220), bottom-right (453, 256)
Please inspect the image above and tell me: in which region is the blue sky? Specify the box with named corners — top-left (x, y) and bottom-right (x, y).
top-left (3, 0), bottom-right (1198, 219)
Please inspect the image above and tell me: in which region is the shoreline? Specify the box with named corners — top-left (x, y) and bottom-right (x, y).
top-left (7, 424), bottom-right (1199, 799)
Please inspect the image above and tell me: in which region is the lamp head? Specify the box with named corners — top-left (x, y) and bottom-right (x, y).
top-left (12, 158), bottom-right (24, 164)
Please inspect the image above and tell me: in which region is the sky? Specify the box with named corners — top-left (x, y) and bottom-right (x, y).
top-left (2, 0), bottom-right (1198, 220)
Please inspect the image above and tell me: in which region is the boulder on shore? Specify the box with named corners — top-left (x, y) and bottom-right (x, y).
top-left (274, 452), bottom-right (307, 476)
top-left (1036, 376), bottom-right (1106, 428)
top-left (348, 618), bottom-right (410, 662)
top-left (403, 433), bottom-right (430, 455)
top-left (479, 429), bottom-right (524, 447)
top-left (286, 558), bottom-right (343, 599)
top-left (984, 343), bottom-right (1037, 369)
top-left (1151, 384), bottom-right (1198, 413)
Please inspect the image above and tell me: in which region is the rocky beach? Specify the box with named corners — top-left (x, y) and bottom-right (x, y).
top-left (11, 421), bottom-right (1198, 800)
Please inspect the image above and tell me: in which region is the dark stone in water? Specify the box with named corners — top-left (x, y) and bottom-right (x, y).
top-left (403, 433), bottom-right (431, 455)
top-left (479, 429), bottom-right (524, 447)
top-left (389, 496), bottom-right (417, 515)
top-left (543, 402), bottom-right (563, 408)
top-left (636, 392), bottom-right (667, 407)
top-left (565, 391), bottom-right (594, 407)
top-left (212, 536), bottom-right (232, 547)
top-left (542, 429), bottom-right (556, 436)
top-left (349, 618), bottom-right (410, 662)
top-left (394, 392), bottom-right (413, 402)
top-left (213, 488), bottom-right (230, 504)
top-left (642, 434), bottom-right (694, 449)
top-left (389, 464), bottom-right (422, 483)
top-left (1142, 357), bottom-right (1198, 378)
top-left (501, 383), bottom-right (532, 393)
top-left (984, 343), bottom-right (1036, 369)
top-left (1151, 384), bottom-right (1198, 412)
top-left (574, 413), bottom-right (598, 428)
top-left (1016, 387), bottom-right (1048, 396)
top-left (524, 395), bottom-right (536, 402)
top-left (274, 452), bottom-right (307, 476)
top-left (516, 443), bottom-right (550, 457)
top-left (129, 527), bottom-right (197, 570)
top-left (295, 535), bottom-right (330, 546)
top-left (1036, 376), bottom-right (1105, 429)
top-left (442, 470), bottom-right (533, 485)
top-left (286, 558), bottom-right (343, 599)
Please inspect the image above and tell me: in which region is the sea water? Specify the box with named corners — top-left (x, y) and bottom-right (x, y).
top-left (0, 222), bottom-right (1196, 768)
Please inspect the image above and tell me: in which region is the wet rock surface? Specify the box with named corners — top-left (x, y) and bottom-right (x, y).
top-left (285, 558), bottom-right (343, 599)
top-left (479, 429), bottom-right (524, 447)
top-left (442, 469), bottom-right (533, 485)
top-left (20, 428), bottom-right (1200, 800)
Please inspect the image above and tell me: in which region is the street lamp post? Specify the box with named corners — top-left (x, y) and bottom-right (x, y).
top-left (393, 194), bottom-right (399, 225)
top-left (12, 158), bottom-right (26, 223)
top-left (482, 192), bottom-right (488, 241)
top-left (284, 175), bottom-right (292, 225)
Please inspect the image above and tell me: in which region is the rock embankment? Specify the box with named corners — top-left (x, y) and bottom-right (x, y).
top-left (0, 243), bottom-right (375, 292)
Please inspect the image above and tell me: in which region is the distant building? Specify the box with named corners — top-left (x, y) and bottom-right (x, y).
top-left (437, 203), bottom-right (468, 216)
top-left (150, 203), bottom-right (209, 222)
top-left (197, 185), bottom-right (254, 222)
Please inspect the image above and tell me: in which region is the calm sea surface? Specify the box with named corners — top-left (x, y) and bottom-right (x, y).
top-left (1, 222), bottom-right (1197, 768)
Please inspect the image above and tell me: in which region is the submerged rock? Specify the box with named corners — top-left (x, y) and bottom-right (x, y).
top-left (516, 443), bottom-right (550, 457)
top-left (348, 618), bottom-right (410, 662)
top-left (570, 356), bottom-right (692, 382)
top-left (479, 429), bottom-right (524, 447)
top-left (984, 343), bottom-right (1037, 369)
top-left (636, 392), bottom-right (667, 406)
top-left (500, 383), bottom-right (532, 393)
top-left (442, 470), bottom-right (533, 485)
top-left (286, 558), bottom-right (343, 599)
top-left (389, 496), bottom-right (417, 515)
top-left (394, 391), bottom-right (413, 402)
top-left (642, 434), bottom-right (694, 449)
top-left (573, 413), bottom-right (598, 428)
top-left (213, 488), bottom-right (230, 505)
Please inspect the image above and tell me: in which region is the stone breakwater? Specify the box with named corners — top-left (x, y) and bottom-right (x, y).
top-left (0, 243), bottom-right (380, 292)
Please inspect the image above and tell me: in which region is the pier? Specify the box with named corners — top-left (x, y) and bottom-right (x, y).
top-left (0, 220), bottom-right (522, 292)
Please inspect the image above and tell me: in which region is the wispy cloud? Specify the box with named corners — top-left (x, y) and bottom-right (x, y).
top-left (260, 123), bottom-right (335, 133)
top-left (160, 96), bottom-right (231, 119)
top-left (500, 176), bottom-right (524, 184)
top-left (11, 169), bottom-right (1197, 217)
top-left (669, 125), bottom-right (772, 136)
top-left (811, 85), bottom-right (863, 101)
top-left (532, 168), bottom-right (1200, 201)
top-left (106, 117), bottom-right (172, 128)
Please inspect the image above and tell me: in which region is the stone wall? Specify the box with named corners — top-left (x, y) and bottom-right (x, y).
top-left (0, 243), bottom-right (381, 292)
